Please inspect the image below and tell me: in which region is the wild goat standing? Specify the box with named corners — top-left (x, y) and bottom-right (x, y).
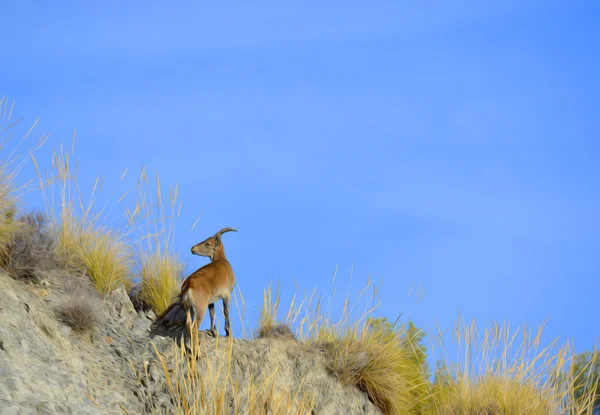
top-left (155, 227), bottom-right (238, 337)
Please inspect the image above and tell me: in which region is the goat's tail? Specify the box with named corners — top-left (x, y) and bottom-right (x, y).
top-left (150, 294), bottom-right (189, 338)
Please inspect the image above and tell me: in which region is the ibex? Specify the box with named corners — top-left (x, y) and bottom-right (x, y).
top-left (157, 227), bottom-right (238, 337)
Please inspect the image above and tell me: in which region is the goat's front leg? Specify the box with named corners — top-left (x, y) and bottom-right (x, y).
top-left (223, 297), bottom-right (231, 337)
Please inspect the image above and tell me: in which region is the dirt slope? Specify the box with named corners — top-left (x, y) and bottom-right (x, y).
top-left (0, 272), bottom-right (380, 414)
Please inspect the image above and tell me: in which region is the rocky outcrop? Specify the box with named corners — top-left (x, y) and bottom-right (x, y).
top-left (0, 272), bottom-right (381, 414)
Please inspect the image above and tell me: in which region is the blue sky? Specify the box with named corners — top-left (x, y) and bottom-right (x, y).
top-left (2, 1), bottom-right (599, 367)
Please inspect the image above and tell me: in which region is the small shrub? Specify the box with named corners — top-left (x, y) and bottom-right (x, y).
top-left (61, 274), bottom-right (98, 295)
top-left (255, 323), bottom-right (297, 341)
top-left (55, 286), bottom-right (101, 334)
top-left (4, 211), bottom-right (63, 282)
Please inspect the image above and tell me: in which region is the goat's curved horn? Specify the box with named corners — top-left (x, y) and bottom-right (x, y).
top-left (215, 227), bottom-right (238, 238)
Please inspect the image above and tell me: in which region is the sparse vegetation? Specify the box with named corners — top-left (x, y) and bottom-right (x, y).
top-left (55, 289), bottom-right (101, 333)
top-left (128, 168), bottom-right (185, 315)
top-left (569, 349), bottom-right (600, 415)
top-left (367, 317), bottom-right (431, 414)
top-left (0, 102), bottom-right (27, 269)
top-left (425, 318), bottom-right (597, 415)
top-left (432, 377), bottom-right (556, 415)
top-left (255, 323), bottom-right (297, 341)
top-left (153, 333), bottom-right (317, 415)
top-left (5, 211), bottom-right (62, 283)
top-left (56, 276), bottom-right (102, 333)
top-left (318, 329), bottom-right (428, 414)
top-left (57, 222), bottom-right (134, 296)
top-left (138, 251), bottom-right (183, 315)
top-left (37, 144), bottom-right (135, 296)
top-left (1, 96), bottom-right (599, 414)
top-left (0, 197), bottom-right (24, 269)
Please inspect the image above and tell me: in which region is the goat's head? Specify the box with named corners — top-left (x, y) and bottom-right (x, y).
top-left (191, 227), bottom-right (237, 260)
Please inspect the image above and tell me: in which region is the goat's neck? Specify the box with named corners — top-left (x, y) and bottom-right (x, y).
top-left (211, 246), bottom-right (227, 262)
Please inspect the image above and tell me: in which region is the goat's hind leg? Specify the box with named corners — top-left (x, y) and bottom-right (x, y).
top-left (208, 303), bottom-right (217, 337)
top-left (180, 305), bottom-right (195, 356)
top-left (184, 304), bottom-right (199, 346)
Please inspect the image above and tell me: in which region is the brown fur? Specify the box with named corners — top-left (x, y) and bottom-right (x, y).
top-left (157, 227), bottom-right (237, 337)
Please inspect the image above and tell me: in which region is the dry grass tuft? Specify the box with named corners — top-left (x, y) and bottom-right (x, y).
top-left (57, 220), bottom-right (134, 296)
top-left (153, 332), bottom-right (316, 415)
top-left (5, 96), bottom-right (600, 415)
top-left (0, 173), bottom-right (26, 268)
top-left (319, 329), bottom-right (428, 415)
top-left (128, 168), bottom-right (184, 315)
top-left (55, 288), bottom-right (101, 333)
top-left (60, 274), bottom-right (98, 296)
top-left (256, 279), bottom-right (429, 415)
top-left (255, 323), bottom-right (297, 341)
top-left (31, 141), bottom-right (135, 296)
top-left (137, 252), bottom-right (183, 315)
top-left (257, 281), bottom-right (283, 339)
top-left (427, 318), bottom-right (573, 415)
top-left (432, 376), bottom-right (555, 415)
top-left (4, 211), bottom-right (63, 282)
top-left (0, 203), bottom-right (25, 269)
top-left (0, 97), bottom-right (41, 272)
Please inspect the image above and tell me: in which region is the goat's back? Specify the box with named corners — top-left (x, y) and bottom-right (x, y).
top-left (181, 260), bottom-right (235, 302)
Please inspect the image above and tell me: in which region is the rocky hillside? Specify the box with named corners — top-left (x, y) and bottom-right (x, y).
top-left (0, 270), bottom-right (381, 414)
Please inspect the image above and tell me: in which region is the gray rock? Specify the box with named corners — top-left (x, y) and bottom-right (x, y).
top-left (0, 273), bottom-right (382, 415)
top-left (59, 325), bottom-right (71, 337)
top-left (0, 406), bottom-right (21, 415)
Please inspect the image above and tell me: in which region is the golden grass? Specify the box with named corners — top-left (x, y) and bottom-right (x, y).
top-left (320, 329), bottom-right (429, 415)
top-left (0, 97), bottom-right (22, 267)
top-left (138, 251), bottom-right (183, 314)
top-left (29, 135), bottom-right (134, 296)
top-left (431, 376), bottom-right (555, 415)
top-left (126, 168), bottom-right (184, 315)
top-left (253, 280), bottom-right (600, 415)
top-left (257, 281), bottom-right (281, 337)
top-left (256, 279), bottom-right (431, 415)
top-left (0, 184), bottom-right (25, 267)
top-left (18, 103), bottom-right (183, 304)
top-left (567, 349), bottom-right (600, 415)
top-left (56, 219), bottom-right (134, 295)
top-left (426, 317), bottom-right (599, 415)
top-left (4, 96), bottom-right (599, 415)
top-left (0, 97), bottom-right (31, 267)
top-left (152, 332), bottom-right (315, 415)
